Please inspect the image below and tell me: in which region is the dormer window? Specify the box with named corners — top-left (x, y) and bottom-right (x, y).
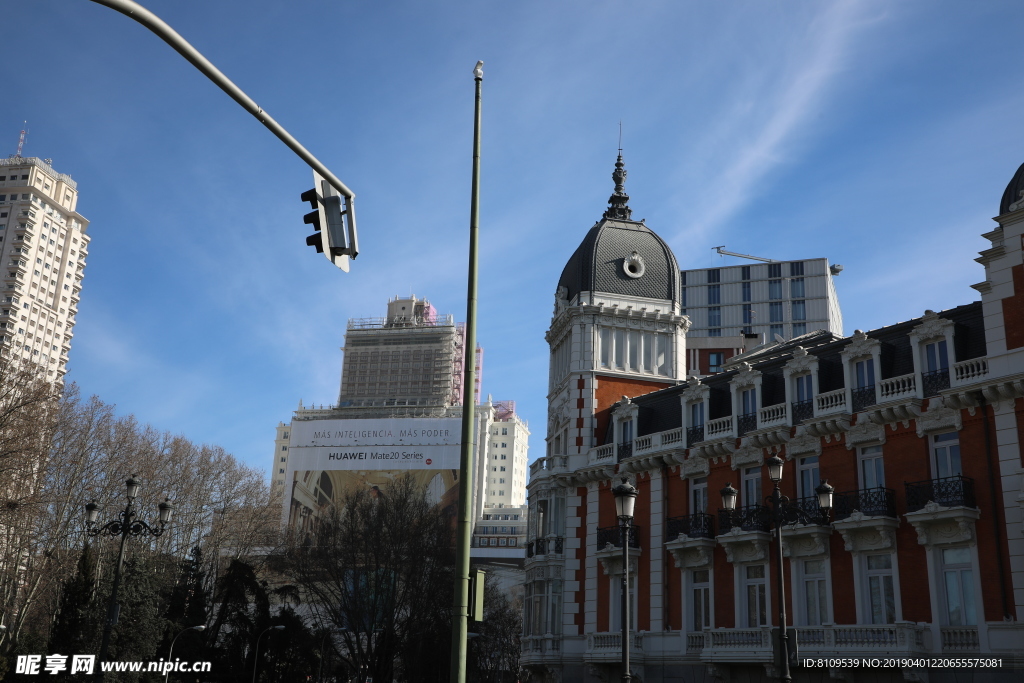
top-left (792, 374), bottom-right (814, 422)
top-left (923, 340), bottom-right (950, 396)
top-left (738, 387), bottom-right (757, 436)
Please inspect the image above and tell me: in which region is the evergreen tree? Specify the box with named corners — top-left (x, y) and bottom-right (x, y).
top-left (49, 542), bottom-right (101, 659)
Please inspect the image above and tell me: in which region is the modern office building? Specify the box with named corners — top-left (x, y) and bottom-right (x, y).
top-left (0, 157), bottom-right (88, 381)
top-left (523, 157), bottom-right (1024, 682)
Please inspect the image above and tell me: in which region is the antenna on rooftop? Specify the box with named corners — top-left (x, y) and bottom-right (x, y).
top-left (15, 122), bottom-right (27, 158)
top-left (618, 120), bottom-right (623, 154)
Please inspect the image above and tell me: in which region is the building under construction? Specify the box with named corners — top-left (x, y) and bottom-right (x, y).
top-left (335, 295), bottom-right (481, 415)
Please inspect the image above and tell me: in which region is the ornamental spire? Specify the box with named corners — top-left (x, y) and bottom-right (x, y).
top-left (603, 154), bottom-right (633, 220)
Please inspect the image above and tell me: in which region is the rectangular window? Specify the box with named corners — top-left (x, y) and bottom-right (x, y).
top-left (743, 306), bottom-right (753, 324)
top-left (742, 466), bottom-right (762, 507)
top-left (600, 328), bottom-right (612, 368)
top-left (792, 300), bottom-right (806, 321)
top-left (707, 284), bottom-right (720, 305)
top-left (708, 328), bottom-right (722, 337)
top-left (798, 456), bottom-right (820, 499)
top-left (614, 329), bottom-right (625, 369)
top-left (742, 281), bottom-right (751, 302)
top-left (855, 358), bottom-right (875, 388)
top-left (708, 306), bottom-right (721, 327)
top-left (769, 280), bottom-right (783, 300)
top-left (791, 277), bottom-right (805, 298)
top-left (691, 569), bottom-right (711, 632)
top-left (642, 332), bottom-right (654, 373)
top-left (859, 445), bottom-right (885, 489)
top-left (796, 374), bottom-right (813, 402)
top-left (865, 554), bottom-right (896, 624)
top-left (707, 268), bottom-right (720, 283)
top-left (690, 401), bottom-right (705, 427)
top-left (656, 334), bottom-right (672, 376)
top-left (925, 340), bottom-right (949, 371)
top-left (769, 302), bottom-right (783, 322)
top-left (741, 388), bottom-right (756, 415)
top-left (741, 265), bottom-right (751, 281)
top-left (941, 547), bottom-right (976, 625)
top-left (803, 559), bottom-right (829, 625)
top-left (933, 432), bottom-right (961, 478)
top-left (744, 565), bottom-right (768, 627)
top-left (628, 330), bottom-right (639, 370)
top-left (768, 263), bottom-right (782, 278)
top-left (790, 261), bottom-right (804, 276)
top-left (682, 287), bottom-right (687, 307)
top-left (793, 323), bottom-right (807, 336)
top-left (709, 352), bottom-right (724, 373)
top-left (691, 477), bottom-right (708, 514)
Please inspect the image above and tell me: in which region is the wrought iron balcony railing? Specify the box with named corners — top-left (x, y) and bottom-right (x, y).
top-left (786, 495), bottom-right (831, 525)
top-left (791, 399), bottom-right (813, 423)
top-left (617, 442), bottom-right (633, 461)
top-left (736, 412), bottom-right (757, 437)
top-left (596, 524), bottom-right (641, 549)
top-left (905, 475), bottom-right (976, 512)
top-left (851, 385), bottom-right (876, 413)
top-left (719, 505), bottom-right (771, 534)
top-left (526, 536), bottom-right (564, 558)
top-left (686, 425), bottom-right (705, 447)
top-left (833, 487), bottom-right (897, 520)
top-left (922, 369), bottom-right (951, 397)
top-left (666, 512), bottom-right (716, 540)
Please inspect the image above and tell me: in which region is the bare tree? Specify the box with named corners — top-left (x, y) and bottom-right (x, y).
top-left (283, 473), bottom-right (455, 683)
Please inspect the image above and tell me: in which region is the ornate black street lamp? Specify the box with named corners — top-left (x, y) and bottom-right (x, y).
top-left (720, 456), bottom-right (833, 683)
top-left (611, 477), bottom-right (638, 683)
top-left (85, 475), bottom-right (172, 670)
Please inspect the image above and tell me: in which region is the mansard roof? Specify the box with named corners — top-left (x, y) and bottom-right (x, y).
top-left (556, 156), bottom-right (680, 305)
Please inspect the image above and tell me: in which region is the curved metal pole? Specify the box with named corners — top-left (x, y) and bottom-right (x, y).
top-left (252, 626), bottom-right (275, 683)
top-left (85, 0), bottom-right (354, 201)
top-left (165, 626), bottom-right (202, 683)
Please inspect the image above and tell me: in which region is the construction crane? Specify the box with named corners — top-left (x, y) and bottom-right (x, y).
top-left (712, 246), bottom-right (777, 263)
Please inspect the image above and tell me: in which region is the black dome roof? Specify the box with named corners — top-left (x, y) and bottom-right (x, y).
top-left (557, 156), bottom-right (679, 305)
top-left (1000, 161), bottom-right (1024, 215)
top-left (557, 219), bottom-right (680, 304)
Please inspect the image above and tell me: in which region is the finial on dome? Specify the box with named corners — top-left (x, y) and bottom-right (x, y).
top-left (603, 154), bottom-right (633, 220)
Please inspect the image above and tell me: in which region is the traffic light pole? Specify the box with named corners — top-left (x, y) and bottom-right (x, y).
top-left (84, 0), bottom-right (355, 205)
top-left (450, 61), bottom-right (483, 683)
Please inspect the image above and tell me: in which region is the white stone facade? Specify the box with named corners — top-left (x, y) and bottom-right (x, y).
top-left (0, 157), bottom-right (88, 380)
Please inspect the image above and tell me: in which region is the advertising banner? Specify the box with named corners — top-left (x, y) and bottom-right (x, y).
top-left (284, 418), bottom-right (462, 525)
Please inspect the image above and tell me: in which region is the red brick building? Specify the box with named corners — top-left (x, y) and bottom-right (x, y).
top-left (523, 158), bottom-right (1024, 682)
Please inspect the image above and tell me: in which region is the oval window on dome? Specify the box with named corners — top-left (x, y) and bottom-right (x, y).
top-left (623, 251), bottom-right (645, 279)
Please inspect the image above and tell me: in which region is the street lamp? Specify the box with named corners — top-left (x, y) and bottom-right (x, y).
top-left (611, 477), bottom-right (638, 683)
top-left (720, 458), bottom-right (833, 683)
top-left (317, 628), bottom-right (344, 683)
top-left (252, 625), bottom-right (285, 683)
top-left (166, 625), bottom-right (205, 683)
top-left (86, 476), bottom-right (173, 672)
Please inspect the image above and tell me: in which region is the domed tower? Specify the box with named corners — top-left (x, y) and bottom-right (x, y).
top-left (545, 156), bottom-right (690, 459)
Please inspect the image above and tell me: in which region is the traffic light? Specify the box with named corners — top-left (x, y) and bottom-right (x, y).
top-left (300, 170), bottom-right (358, 271)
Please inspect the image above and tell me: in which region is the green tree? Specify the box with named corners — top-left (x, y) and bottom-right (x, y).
top-left (48, 542), bottom-right (101, 661)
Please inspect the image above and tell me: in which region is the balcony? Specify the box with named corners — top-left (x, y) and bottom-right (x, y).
top-left (719, 505), bottom-right (771, 534)
top-left (705, 415), bottom-right (734, 441)
top-left (833, 487), bottom-right (897, 520)
top-left (526, 536), bottom-right (563, 558)
top-left (905, 475), bottom-right (975, 511)
top-left (617, 442), bottom-right (632, 461)
top-left (878, 373), bottom-right (916, 402)
top-left (786, 496), bottom-right (830, 526)
top-left (666, 512), bottom-right (716, 540)
top-left (758, 403), bottom-right (787, 429)
top-left (686, 425), bottom-right (704, 447)
top-left (851, 385), bottom-right (876, 413)
top-left (790, 399), bottom-right (813, 423)
top-left (815, 388), bottom-right (847, 416)
top-left (584, 632), bottom-right (644, 663)
top-left (596, 524), bottom-right (641, 549)
top-left (922, 368), bottom-right (951, 397)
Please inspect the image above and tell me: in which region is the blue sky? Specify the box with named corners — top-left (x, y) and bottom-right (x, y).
top-left (6, 0), bottom-right (1024, 474)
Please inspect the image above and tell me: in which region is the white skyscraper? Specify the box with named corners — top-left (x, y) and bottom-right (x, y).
top-left (0, 157), bottom-right (88, 381)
